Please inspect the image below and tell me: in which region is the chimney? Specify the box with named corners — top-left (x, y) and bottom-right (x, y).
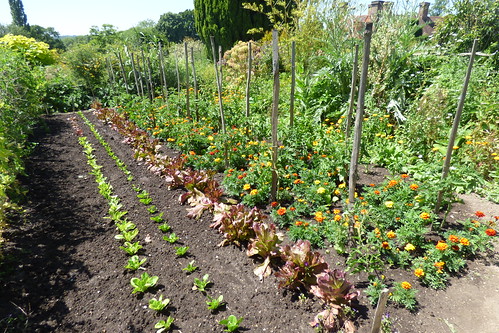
top-left (368, 1), bottom-right (385, 22)
top-left (419, 2), bottom-right (430, 23)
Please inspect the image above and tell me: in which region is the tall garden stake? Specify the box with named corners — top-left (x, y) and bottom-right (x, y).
top-left (190, 47), bottom-right (199, 121)
top-left (345, 44), bottom-right (359, 139)
top-left (270, 30), bottom-right (280, 202)
top-left (210, 36), bottom-right (228, 168)
top-left (158, 43), bottom-right (169, 102)
top-left (184, 42), bottom-right (191, 118)
top-left (434, 39), bottom-right (478, 218)
top-left (174, 50), bottom-right (181, 116)
top-left (348, 23), bottom-right (373, 208)
top-left (289, 40), bottom-right (296, 128)
top-left (130, 53), bottom-right (142, 97)
top-left (245, 41), bottom-right (252, 118)
top-left (116, 51), bottom-right (129, 94)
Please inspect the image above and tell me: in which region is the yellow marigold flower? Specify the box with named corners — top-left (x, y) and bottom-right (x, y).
top-left (405, 243), bottom-right (416, 251)
top-left (420, 212), bottom-right (431, 220)
top-left (384, 201), bottom-right (394, 208)
top-left (167, 138), bottom-right (175, 142)
top-left (460, 238), bottom-right (470, 246)
top-left (250, 189), bottom-right (258, 195)
top-left (401, 281), bottom-right (412, 290)
top-left (334, 214), bottom-right (342, 222)
top-left (387, 231), bottom-right (396, 239)
top-left (214, 158), bottom-right (221, 163)
top-left (452, 145), bottom-right (459, 150)
top-left (434, 261), bottom-right (445, 270)
top-left (334, 189), bottom-right (341, 195)
top-left (207, 135), bottom-right (214, 141)
top-left (414, 268), bottom-right (425, 278)
top-left (333, 209), bottom-right (341, 214)
top-left (243, 184), bottom-right (251, 190)
top-left (317, 187), bottom-right (326, 194)
top-left (315, 211), bottom-right (324, 223)
top-left (314, 180), bottom-right (321, 185)
top-left (435, 241), bottom-right (448, 251)
top-left (338, 182), bottom-right (346, 189)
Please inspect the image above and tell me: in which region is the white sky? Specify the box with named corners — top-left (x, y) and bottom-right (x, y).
top-left (0, 0), bottom-right (194, 36)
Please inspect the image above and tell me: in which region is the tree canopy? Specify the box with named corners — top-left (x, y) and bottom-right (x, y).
top-left (156, 10), bottom-right (197, 44)
top-left (8, 0), bottom-right (28, 27)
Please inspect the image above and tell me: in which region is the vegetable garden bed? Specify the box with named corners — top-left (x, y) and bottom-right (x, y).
top-left (0, 111), bottom-right (497, 333)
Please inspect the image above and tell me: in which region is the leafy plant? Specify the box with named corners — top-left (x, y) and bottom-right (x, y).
top-left (154, 317), bottom-right (174, 333)
top-left (182, 260), bottom-right (198, 273)
top-left (310, 269), bottom-right (359, 306)
top-left (192, 274), bottom-right (211, 293)
top-left (116, 220), bottom-right (136, 232)
top-left (130, 272), bottom-right (159, 294)
top-left (147, 205), bottom-right (158, 214)
top-left (115, 228), bottom-right (139, 242)
top-left (163, 233), bottom-right (179, 243)
top-left (246, 222), bottom-right (283, 279)
top-left (206, 294), bottom-right (224, 311)
top-left (158, 222), bottom-right (171, 232)
top-left (219, 314), bottom-right (243, 332)
top-left (137, 190), bottom-right (153, 204)
top-left (175, 246), bottom-right (189, 257)
top-left (150, 212), bottom-right (165, 223)
top-left (149, 295), bottom-right (170, 311)
top-left (119, 241), bottom-right (143, 255)
top-left (390, 281), bottom-right (418, 311)
top-left (124, 255), bottom-right (147, 271)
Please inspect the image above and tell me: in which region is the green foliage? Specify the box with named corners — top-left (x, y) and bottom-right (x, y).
top-left (192, 274), bottom-right (211, 293)
top-left (8, 0), bottom-right (28, 27)
top-left (156, 10), bottom-right (197, 43)
top-left (154, 317), bottom-right (174, 333)
top-left (219, 314), bottom-right (243, 332)
top-left (130, 272), bottom-right (159, 294)
top-left (206, 294), bottom-right (224, 311)
top-left (0, 34), bottom-right (57, 65)
top-left (148, 295), bottom-right (170, 311)
top-left (124, 255), bottom-right (147, 271)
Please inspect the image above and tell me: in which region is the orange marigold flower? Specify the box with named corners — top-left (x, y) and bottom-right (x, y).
top-left (277, 207), bottom-right (287, 216)
top-left (420, 212), bottom-right (431, 220)
top-left (401, 173), bottom-right (409, 179)
top-left (295, 221), bottom-right (304, 226)
top-left (334, 214), bottom-right (342, 222)
top-left (315, 211), bottom-right (325, 223)
top-left (414, 268), bottom-right (425, 278)
top-left (289, 207), bottom-right (296, 211)
top-left (381, 241), bottom-right (390, 249)
top-left (485, 228), bottom-right (497, 236)
top-left (401, 281), bottom-right (412, 290)
top-left (409, 184), bottom-right (419, 190)
top-left (387, 231), bottom-right (396, 239)
top-left (293, 179), bottom-right (304, 184)
top-left (374, 190), bottom-right (381, 195)
top-left (475, 211), bottom-right (485, 218)
top-left (434, 261), bottom-right (445, 270)
top-left (387, 180), bottom-right (398, 188)
top-left (448, 235), bottom-right (460, 243)
top-left (460, 238), bottom-right (470, 246)
top-left (250, 189), bottom-right (258, 195)
top-left (243, 183), bottom-right (251, 190)
top-left (271, 201), bottom-right (279, 208)
top-left (189, 150), bottom-right (196, 155)
top-left (435, 241), bottom-right (448, 251)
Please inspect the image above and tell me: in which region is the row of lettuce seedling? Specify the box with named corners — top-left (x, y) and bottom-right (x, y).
top-left (90, 108), bottom-right (361, 332)
top-left (75, 113), bottom-right (243, 332)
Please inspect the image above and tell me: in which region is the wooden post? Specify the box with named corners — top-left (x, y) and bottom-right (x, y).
top-left (190, 47), bottom-right (199, 121)
top-left (289, 40), bottom-right (296, 128)
top-left (218, 45), bottom-right (223, 87)
top-left (174, 50), bottom-right (181, 116)
top-left (130, 53), bottom-right (142, 96)
top-left (348, 23), bottom-right (373, 207)
top-left (141, 50), bottom-right (151, 100)
top-left (270, 30), bottom-right (280, 202)
top-left (370, 288), bottom-right (390, 333)
top-left (245, 41), bottom-right (252, 118)
top-left (434, 39), bottom-right (478, 215)
top-left (184, 42), bottom-right (191, 118)
top-left (147, 55), bottom-right (155, 100)
top-left (158, 43), bottom-right (169, 101)
top-left (210, 36), bottom-right (228, 168)
top-left (345, 44), bottom-right (359, 139)
top-left (116, 51), bottom-right (129, 94)
top-left (106, 57), bottom-right (115, 85)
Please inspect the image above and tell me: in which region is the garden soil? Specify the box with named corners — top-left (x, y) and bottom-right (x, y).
top-left (0, 111), bottom-right (497, 333)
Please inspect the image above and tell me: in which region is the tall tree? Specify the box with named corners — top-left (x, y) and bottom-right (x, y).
top-left (9, 0), bottom-right (29, 28)
top-left (156, 10), bottom-right (197, 43)
top-left (194, 0), bottom-right (271, 55)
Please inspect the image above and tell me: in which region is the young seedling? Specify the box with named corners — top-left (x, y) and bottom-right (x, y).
top-left (163, 233), bottom-right (179, 244)
top-left (120, 241), bottom-right (143, 255)
top-left (132, 184), bottom-right (142, 193)
top-left (175, 246), bottom-right (189, 257)
top-left (154, 317), bottom-right (174, 333)
top-left (148, 295), bottom-right (170, 311)
top-left (158, 222), bottom-right (171, 233)
top-left (182, 260), bottom-right (198, 273)
top-left (150, 212), bottom-right (165, 223)
top-left (115, 228), bottom-right (139, 242)
top-left (206, 294), bottom-right (224, 311)
top-left (137, 190), bottom-right (152, 205)
top-left (124, 255), bottom-right (147, 271)
top-left (219, 315), bottom-right (243, 332)
top-left (130, 272), bottom-right (158, 294)
top-left (116, 220), bottom-right (136, 232)
top-left (192, 274), bottom-right (211, 293)
top-left (147, 205), bottom-right (158, 214)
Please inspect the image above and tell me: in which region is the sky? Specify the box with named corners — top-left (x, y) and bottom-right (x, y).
top-left (0, 0), bottom-right (195, 36)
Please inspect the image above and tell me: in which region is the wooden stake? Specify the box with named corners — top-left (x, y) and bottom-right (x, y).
top-left (245, 41), bottom-right (252, 118)
top-left (146, 55), bottom-right (155, 100)
top-left (130, 53), bottom-right (142, 97)
top-left (158, 43), bottom-right (169, 101)
top-left (434, 39), bottom-right (478, 216)
top-left (184, 42), bottom-right (191, 118)
top-left (345, 44), bottom-right (359, 139)
top-left (210, 36), bottom-right (228, 169)
top-left (370, 288), bottom-right (390, 333)
top-left (174, 50), bottom-right (181, 116)
top-left (270, 30), bottom-right (280, 203)
top-left (348, 23), bottom-right (373, 207)
top-left (289, 40), bottom-right (296, 128)
top-left (190, 47), bottom-right (199, 121)
top-left (116, 51), bottom-right (129, 94)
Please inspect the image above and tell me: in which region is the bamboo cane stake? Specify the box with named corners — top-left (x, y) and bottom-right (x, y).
top-left (345, 44), bottom-right (359, 139)
top-left (130, 53), bottom-right (141, 96)
top-left (141, 50), bottom-right (151, 100)
top-left (147, 55), bottom-right (155, 100)
top-left (434, 39), bottom-right (478, 216)
top-left (190, 47), bottom-right (199, 121)
top-left (218, 45), bottom-right (223, 87)
top-left (106, 57), bottom-right (115, 85)
top-left (158, 43), bottom-right (169, 101)
top-left (289, 40), bottom-right (296, 128)
top-left (174, 50), bottom-right (181, 116)
top-left (210, 36), bottom-right (228, 168)
top-left (270, 29), bottom-right (280, 202)
top-left (245, 41), bottom-right (252, 118)
top-left (116, 51), bottom-right (129, 94)
top-left (184, 41), bottom-right (191, 118)
top-left (348, 23), bottom-right (373, 207)
top-left (135, 52), bottom-right (145, 97)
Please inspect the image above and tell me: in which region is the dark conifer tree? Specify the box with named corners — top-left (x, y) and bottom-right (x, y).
top-left (9, 0), bottom-right (29, 28)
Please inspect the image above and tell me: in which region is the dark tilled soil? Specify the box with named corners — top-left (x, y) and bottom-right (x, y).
top-left (0, 111), bottom-right (497, 333)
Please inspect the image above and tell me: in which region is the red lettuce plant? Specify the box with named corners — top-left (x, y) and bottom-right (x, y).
top-left (247, 222), bottom-right (283, 279)
top-left (275, 240), bottom-right (329, 290)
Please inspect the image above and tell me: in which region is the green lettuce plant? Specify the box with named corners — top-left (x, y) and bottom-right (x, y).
top-left (219, 314), bottom-right (243, 332)
top-left (149, 295), bottom-right (170, 311)
top-left (120, 241), bottom-right (143, 255)
top-left (130, 272), bottom-right (159, 294)
top-left (154, 317), bottom-right (174, 333)
top-left (192, 274), bottom-right (211, 293)
top-left (124, 255), bottom-right (147, 271)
